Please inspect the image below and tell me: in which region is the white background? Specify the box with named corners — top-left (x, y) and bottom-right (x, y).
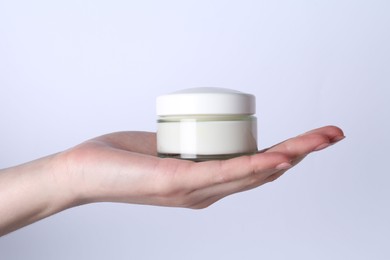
top-left (1, 0), bottom-right (389, 259)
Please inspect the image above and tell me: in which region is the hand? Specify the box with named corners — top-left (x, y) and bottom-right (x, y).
top-left (0, 125), bottom-right (344, 236)
top-left (60, 125), bottom-right (345, 209)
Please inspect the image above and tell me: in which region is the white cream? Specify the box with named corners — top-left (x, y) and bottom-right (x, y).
top-left (156, 88), bottom-right (258, 161)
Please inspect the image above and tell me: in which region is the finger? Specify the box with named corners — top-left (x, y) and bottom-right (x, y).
top-left (137, 152), bottom-right (291, 207)
top-left (187, 160), bottom-right (293, 202)
top-left (259, 126), bottom-right (345, 153)
top-left (263, 170), bottom-right (287, 183)
top-left (185, 165), bottom-right (291, 209)
top-left (265, 126), bottom-right (344, 157)
top-left (266, 133), bottom-right (330, 156)
top-left (202, 153), bottom-right (309, 199)
top-left (188, 128), bottom-right (344, 200)
top-left (188, 194), bottom-right (224, 209)
top-left (181, 152), bottom-right (292, 190)
top-left (300, 125), bottom-right (345, 142)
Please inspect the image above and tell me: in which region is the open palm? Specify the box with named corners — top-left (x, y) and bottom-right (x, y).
top-left (60, 125), bottom-right (344, 209)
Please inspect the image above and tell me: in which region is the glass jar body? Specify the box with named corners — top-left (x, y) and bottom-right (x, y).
top-left (157, 115), bottom-right (258, 161)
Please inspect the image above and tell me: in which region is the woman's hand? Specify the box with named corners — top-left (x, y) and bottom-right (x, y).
top-left (0, 125), bottom-right (344, 236)
top-left (61, 125), bottom-right (344, 208)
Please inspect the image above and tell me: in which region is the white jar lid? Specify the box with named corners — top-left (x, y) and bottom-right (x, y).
top-left (156, 87), bottom-right (256, 116)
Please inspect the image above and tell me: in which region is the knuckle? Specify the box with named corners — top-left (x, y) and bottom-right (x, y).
top-left (266, 172), bottom-right (283, 183)
top-left (189, 202), bottom-right (211, 210)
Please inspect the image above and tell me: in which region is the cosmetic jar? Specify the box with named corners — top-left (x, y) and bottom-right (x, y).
top-left (156, 87), bottom-right (258, 161)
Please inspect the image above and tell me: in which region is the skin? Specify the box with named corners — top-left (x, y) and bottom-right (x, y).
top-left (0, 125), bottom-right (344, 236)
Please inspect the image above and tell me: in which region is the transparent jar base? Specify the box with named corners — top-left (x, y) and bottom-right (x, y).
top-left (158, 151), bottom-right (258, 162)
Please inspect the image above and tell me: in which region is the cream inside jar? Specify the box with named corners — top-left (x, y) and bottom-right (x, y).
top-left (156, 87), bottom-right (258, 161)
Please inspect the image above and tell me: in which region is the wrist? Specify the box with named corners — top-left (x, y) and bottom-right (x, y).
top-left (54, 144), bottom-right (108, 206)
top-left (0, 154), bottom-right (81, 235)
top-left (50, 150), bottom-right (91, 207)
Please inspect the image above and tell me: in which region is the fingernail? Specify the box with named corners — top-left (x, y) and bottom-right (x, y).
top-left (276, 162), bottom-right (293, 170)
top-left (331, 135), bottom-right (346, 144)
top-left (313, 142), bottom-right (331, 151)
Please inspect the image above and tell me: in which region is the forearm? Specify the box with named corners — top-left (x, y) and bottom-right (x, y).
top-left (0, 154), bottom-right (78, 236)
